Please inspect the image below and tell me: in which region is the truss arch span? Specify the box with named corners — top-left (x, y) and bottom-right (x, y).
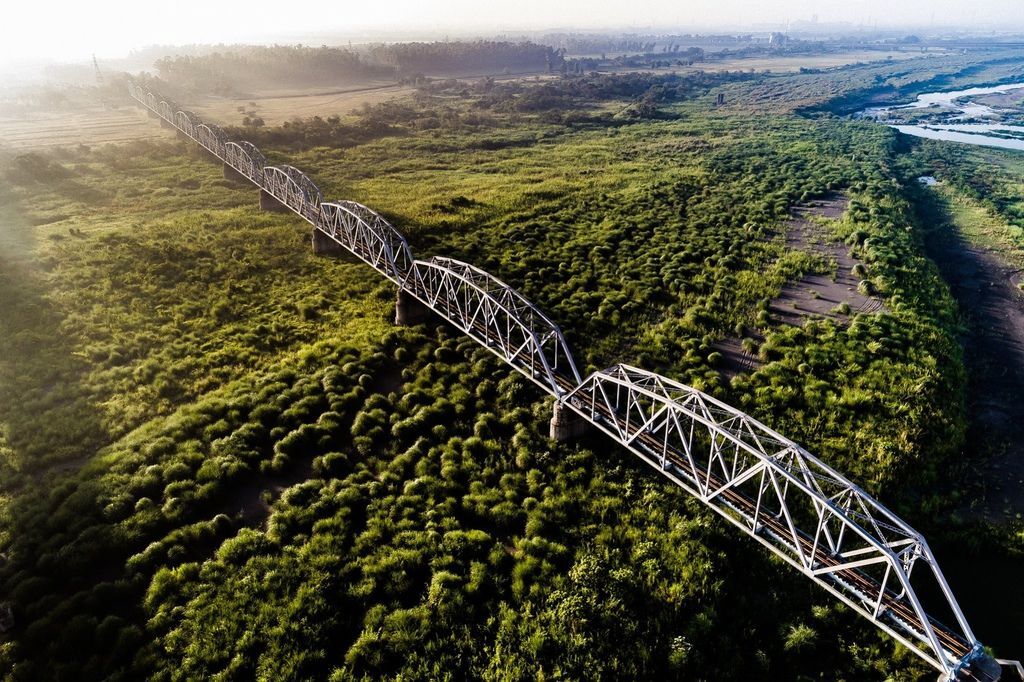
top-left (157, 100), bottom-right (177, 122)
top-left (196, 123), bottom-right (228, 158)
top-left (124, 82), bottom-right (1012, 681)
top-left (128, 82), bottom-right (146, 103)
top-left (562, 363), bottom-right (989, 678)
top-left (262, 164), bottom-right (323, 222)
top-left (174, 110), bottom-right (201, 140)
top-left (224, 141), bottom-right (266, 184)
top-left (410, 256), bottom-right (581, 396)
top-left (318, 201), bottom-right (417, 284)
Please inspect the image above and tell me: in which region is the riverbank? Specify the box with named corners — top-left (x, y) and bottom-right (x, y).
top-left (857, 81), bottom-right (1024, 151)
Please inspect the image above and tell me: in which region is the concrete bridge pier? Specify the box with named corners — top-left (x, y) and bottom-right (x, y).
top-left (159, 117), bottom-right (174, 130)
top-left (147, 109), bottom-right (160, 119)
top-left (223, 163), bottom-right (249, 184)
top-left (311, 229), bottom-right (344, 256)
top-left (395, 289), bottom-right (431, 326)
top-left (549, 401), bottom-right (590, 442)
top-left (259, 189), bottom-right (289, 212)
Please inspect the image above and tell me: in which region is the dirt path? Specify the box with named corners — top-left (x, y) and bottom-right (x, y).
top-left (714, 193), bottom-right (883, 378)
top-left (925, 190), bottom-right (1024, 521)
top-left (770, 194), bottom-right (882, 325)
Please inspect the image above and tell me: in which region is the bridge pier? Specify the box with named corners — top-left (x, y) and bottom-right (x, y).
top-left (223, 163), bottom-right (249, 184)
top-left (549, 402), bottom-right (590, 442)
top-left (259, 189), bottom-right (289, 212)
top-left (311, 229), bottom-right (344, 256)
top-left (395, 289), bottom-right (430, 326)
top-left (147, 109), bottom-right (160, 119)
top-left (159, 117), bottom-right (174, 130)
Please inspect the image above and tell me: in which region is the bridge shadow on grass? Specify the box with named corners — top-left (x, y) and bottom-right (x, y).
top-left (912, 185), bottom-right (1024, 662)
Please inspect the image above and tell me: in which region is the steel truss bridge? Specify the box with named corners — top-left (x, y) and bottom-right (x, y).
top-left (128, 82), bottom-right (1015, 681)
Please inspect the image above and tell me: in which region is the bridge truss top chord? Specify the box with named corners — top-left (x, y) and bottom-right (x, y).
top-left (126, 80), bottom-right (1012, 681)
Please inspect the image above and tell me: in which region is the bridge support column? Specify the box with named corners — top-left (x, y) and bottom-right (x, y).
top-left (147, 109), bottom-right (160, 119)
top-left (311, 229), bottom-right (343, 256)
top-left (549, 402), bottom-right (590, 442)
top-left (259, 189), bottom-right (288, 212)
top-left (159, 117), bottom-right (174, 130)
top-left (395, 289), bottom-right (430, 326)
top-left (223, 163), bottom-right (248, 184)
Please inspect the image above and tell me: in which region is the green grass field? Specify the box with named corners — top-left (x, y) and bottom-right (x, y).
top-left (2, 54), bottom-right (1024, 679)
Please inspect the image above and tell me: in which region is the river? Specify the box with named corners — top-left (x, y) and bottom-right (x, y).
top-left (858, 82), bottom-right (1024, 151)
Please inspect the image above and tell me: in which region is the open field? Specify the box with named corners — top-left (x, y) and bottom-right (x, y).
top-left (0, 105), bottom-right (174, 151)
top-left (0, 84), bottom-right (411, 149)
top-left (0, 72), bottom-right (553, 148)
top-left (188, 81), bottom-right (414, 127)
top-left (684, 49), bottom-right (930, 73)
top-left (173, 68), bottom-right (567, 128)
top-left (0, 50), bottom-right (931, 149)
top-left (0, 84), bottom-right (409, 150)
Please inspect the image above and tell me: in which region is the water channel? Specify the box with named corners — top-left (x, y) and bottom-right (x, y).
top-left (858, 82), bottom-right (1024, 151)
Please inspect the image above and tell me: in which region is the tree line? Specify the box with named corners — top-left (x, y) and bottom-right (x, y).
top-left (153, 41), bottom-right (563, 96)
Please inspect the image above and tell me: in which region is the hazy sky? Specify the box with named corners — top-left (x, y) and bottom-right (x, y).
top-left (1, 0), bottom-right (1021, 67)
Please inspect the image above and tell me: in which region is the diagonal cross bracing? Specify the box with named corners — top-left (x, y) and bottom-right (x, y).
top-left (225, 141), bottom-right (267, 183)
top-left (262, 165), bottom-right (323, 223)
top-left (196, 122), bottom-right (229, 159)
top-left (319, 201), bottom-right (417, 285)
